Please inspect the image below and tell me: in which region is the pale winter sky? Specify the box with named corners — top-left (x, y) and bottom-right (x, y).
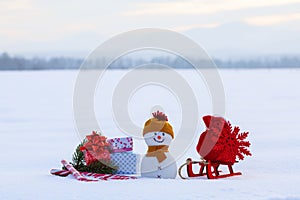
top-left (1, 0), bottom-right (300, 58)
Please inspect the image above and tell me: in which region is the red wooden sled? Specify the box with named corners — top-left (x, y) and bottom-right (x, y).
top-left (178, 158), bottom-right (241, 179)
top-left (178, 115), bottom-right (251, 180)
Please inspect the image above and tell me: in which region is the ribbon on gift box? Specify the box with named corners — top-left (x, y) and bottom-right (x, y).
top-left (80, 131), bottom-right (111, 164)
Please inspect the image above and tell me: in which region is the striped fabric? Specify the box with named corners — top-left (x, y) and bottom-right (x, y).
top-left (50, 159), bottom-right (137, 182)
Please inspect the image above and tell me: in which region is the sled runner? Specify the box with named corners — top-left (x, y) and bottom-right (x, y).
top-left (178, 115), bottom-right (251, 180)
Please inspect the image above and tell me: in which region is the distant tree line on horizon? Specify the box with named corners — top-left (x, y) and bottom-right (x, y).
top-left (0, 52), bottom-right (300, 70)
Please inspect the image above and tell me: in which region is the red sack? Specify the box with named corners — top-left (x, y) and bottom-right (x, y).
top-left (196, 116), bottom-right (251, 164)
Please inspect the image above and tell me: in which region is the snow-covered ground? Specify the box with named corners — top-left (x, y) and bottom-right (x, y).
top-left (0, 69), bottom-right (299, 200)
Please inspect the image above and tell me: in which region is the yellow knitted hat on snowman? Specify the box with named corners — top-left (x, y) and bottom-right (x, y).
top-left (143, 111), bottom-right (174, 139)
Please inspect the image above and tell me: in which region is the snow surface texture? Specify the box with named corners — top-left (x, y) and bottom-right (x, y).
top-left (0, 69), bottom-right (299, 200)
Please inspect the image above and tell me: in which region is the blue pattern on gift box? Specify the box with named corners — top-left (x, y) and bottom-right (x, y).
top-left (111, 152), bottom-right (138, 174)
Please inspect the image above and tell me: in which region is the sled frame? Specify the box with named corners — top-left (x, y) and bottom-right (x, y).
top-left (178, 158), bottom-right (242, 179)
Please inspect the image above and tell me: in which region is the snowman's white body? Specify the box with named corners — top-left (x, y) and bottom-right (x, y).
top-left (141, 131), bottom-right (177, 179)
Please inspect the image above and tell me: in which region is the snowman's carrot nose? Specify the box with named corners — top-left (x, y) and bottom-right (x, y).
top-left (157, 135), bottom-right (161, 139)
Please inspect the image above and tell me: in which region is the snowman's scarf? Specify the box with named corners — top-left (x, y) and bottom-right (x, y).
top-left (146, 145), bottom-right (169, 163)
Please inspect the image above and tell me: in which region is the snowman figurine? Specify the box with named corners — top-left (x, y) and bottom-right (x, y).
top-left (141, 111), bottom-right (177, 179)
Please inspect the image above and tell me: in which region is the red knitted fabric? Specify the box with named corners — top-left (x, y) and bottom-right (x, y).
top-left (196, 115), bottom-right (252, 164)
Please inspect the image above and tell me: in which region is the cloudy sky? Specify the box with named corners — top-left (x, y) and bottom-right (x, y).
top-left (1, 0), bottom-right (300, 58)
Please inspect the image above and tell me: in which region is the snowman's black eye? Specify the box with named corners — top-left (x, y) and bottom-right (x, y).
top-left (162, 133), bottom-right (165, 136)
top-left (154, 132), bottom-right (157, 135)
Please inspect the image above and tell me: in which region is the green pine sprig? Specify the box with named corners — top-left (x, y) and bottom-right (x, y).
top-left (63, 139), bottom-right (118, 174)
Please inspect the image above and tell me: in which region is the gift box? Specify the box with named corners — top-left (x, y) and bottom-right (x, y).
top-left (110, 152), bottom-right (139, 174)
top-left (108, 137), bottom-right (133, 153)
